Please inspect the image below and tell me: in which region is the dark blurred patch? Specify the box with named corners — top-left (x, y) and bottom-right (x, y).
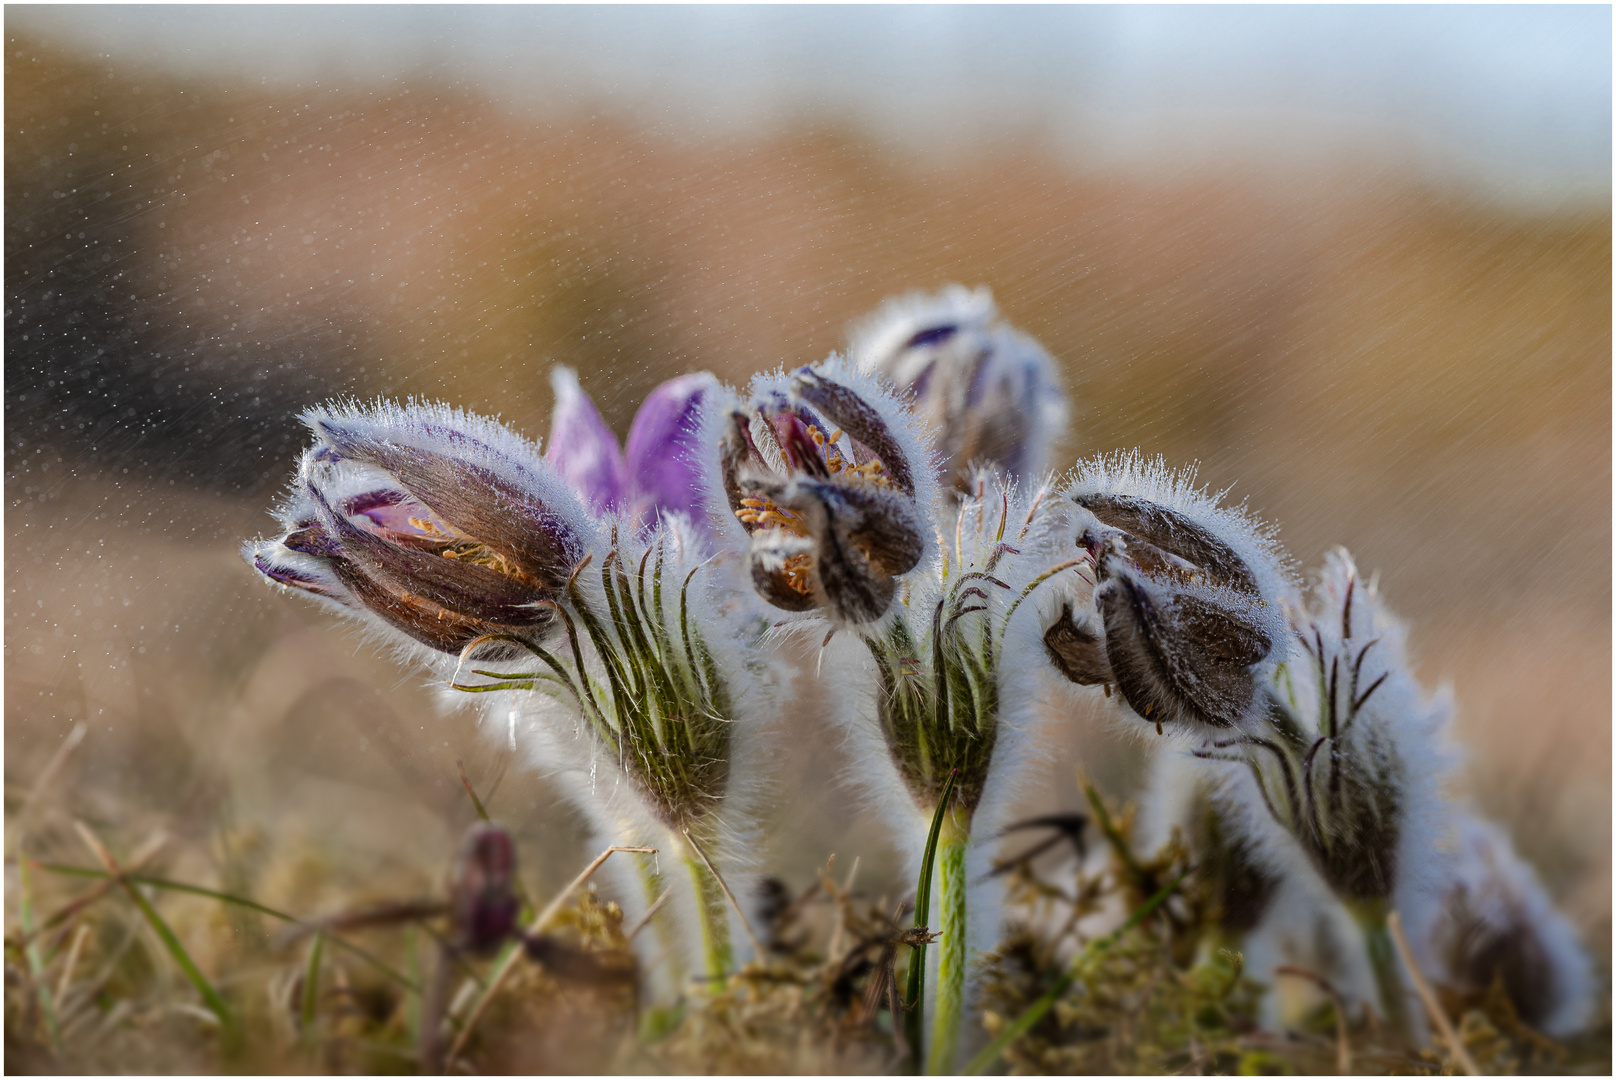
top-left (4, 38), bottom-right (369, 494)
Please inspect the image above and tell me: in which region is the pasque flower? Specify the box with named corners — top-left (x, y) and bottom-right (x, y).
top-left (1415, 812), bottom-right (1592, 1036)
top-left (708, 352), bottom-right (1082, 1069)
top-left (247, 374), bottom-right (769, 994)
top-left (714, 357), bottom-right (938, 627)
top-left (799, 463), bottom-right (1082, 1073)
top-left (850, 284), bottom-right (1068, 492)
top-left (1186, 548), bottom-right (1452, 1039)
top-left (1041, 453), bottom-right (1291, 734)
top-left (246, 399), bottom-right (595, 656)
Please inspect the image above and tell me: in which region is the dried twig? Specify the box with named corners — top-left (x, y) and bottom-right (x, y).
top-left (625, 886), bottom-right (674, 943)
top-left (1387, 910), bottom-right (1480, 1076)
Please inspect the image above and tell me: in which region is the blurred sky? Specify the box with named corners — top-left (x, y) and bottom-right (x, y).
top-left (10, 4), bottom-right (1611, 209)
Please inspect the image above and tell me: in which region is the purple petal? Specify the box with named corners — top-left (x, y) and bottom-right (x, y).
top-left (545, 367), bottom-right (628, 512)
top-left (623, 373), bottom-right (713, 524)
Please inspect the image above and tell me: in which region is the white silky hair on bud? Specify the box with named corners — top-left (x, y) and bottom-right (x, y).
top-left (1049, 452), bottom-right (1296, 739)
top-left (1062, 450), bottom-right (1296, 608)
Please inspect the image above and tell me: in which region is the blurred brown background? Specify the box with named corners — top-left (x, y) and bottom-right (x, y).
top-left (6, 7), bottom-right (1610, 998)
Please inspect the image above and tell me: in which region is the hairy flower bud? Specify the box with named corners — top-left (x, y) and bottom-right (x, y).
top-left (1420, 813), bottom-right (1592, 1035)
top-left (246, 401), bottom-right (596, 655)
top-left (1255, 548), bottom-right (1450, 906)
top-left (449, 823), bottom-right (521, 956)
top-left (1046, 454), bottom-right (1290, 733)
top-left (850, 284), bottom-right (1068, 492)
top-left (719, 358), bottom-right (936, 627)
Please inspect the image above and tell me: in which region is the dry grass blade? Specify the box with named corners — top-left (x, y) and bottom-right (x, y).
top-left (1276, 965), bottom-right (1353, 1073)
top-left (30, 834), bottom-right (167, 939)
top-left (441, 843), bottom-right (657, 1073)
top-left (625, 885), bottom-right (674, 943)
top-left (74, 821), bottom-right (240, 1051)
top-left (682, 827), bottom-right (765, 957)
top-left (1387, 910), bottom-right (1480, 1077)
top-left (14, 722), bottom-right (86, 830)
top-left (54, 922), bottom-right (92, 1011)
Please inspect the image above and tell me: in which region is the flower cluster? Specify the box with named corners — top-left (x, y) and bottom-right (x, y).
top-left (247, 283), bottom-right (1593, 1064)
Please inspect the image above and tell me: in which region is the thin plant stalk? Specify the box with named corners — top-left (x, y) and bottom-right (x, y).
top-left (928, 805), bottom-right (972, 1075)
top-left (905, 769), bottom-right (959, 1068)
top-left (636, 856), bottom-right (685, 985)
top-left (300, 929), bottom-right (325, 1045)
top-left (15, 849), bottom-right (63, 1054)
top-left (685, 856), bottom-right (734, 986)
top-left (1353, 901), bottom-right (1413, 1043)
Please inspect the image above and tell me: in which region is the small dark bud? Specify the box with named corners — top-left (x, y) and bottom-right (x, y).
top-left (449, 823), bottom-right (520, 956)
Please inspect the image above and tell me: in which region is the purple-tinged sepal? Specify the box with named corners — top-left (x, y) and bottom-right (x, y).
top-left (546, 366), bottom-right (629, 513)
top-left (449, 823), bottom-right (521, 956)
top-left (624, 371), bottom-right (718, 527)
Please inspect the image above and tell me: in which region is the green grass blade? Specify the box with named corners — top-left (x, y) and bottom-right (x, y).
top-left (33, 862), bottom-right (417, 992)
top-left (116, 869), bottom-right (241, 1051)
top-left (960, 868), bottom-right (1188, 1076)
top-left (905, 767), bottom-right (959, 1070)
top-left (16, 851), bottom-right (63, 1054)
top-left (301, 929), bottom-right (325, 1041)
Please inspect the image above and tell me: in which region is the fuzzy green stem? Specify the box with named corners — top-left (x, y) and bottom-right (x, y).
top-left (928, 807), bottom-right (972, 1075)
top-left (1354, 902), bottom-right (1412, 1043)
top-left (686, 855), bottom-right (733, 987)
